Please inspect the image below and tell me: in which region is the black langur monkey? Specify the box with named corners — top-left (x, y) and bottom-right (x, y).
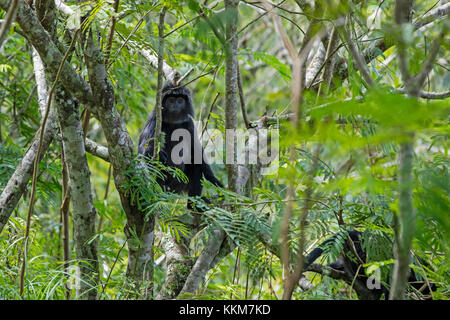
top-left (304, 230), bottom-right (435, 300)
top-left (138, 82), bottom-right (223, 211)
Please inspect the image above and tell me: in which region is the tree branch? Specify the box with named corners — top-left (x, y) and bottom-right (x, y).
top-left (180, 229), bottom-right (226, 295)
top-left (394, 88), bottom-right (450, 99)
top-left (237, 65), bottom-right (251, 128)
top-left (339, 17), bottom-right (374, 87)
top-left (332, 2), bottom-right (450, 85)
top-left (414, 2), bottom-right (450, 30)
top-left (1, 1), bottom-right (96, 108)
top-left (414, 29), bottom-right (446, 92)
top-left (54, 0), bottom-right (74, 16)
top-left (85, 138), bottom-right (110, 162)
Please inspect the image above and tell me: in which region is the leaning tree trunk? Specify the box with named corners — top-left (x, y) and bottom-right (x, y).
top-left (0, 45), bottom-right (59, 235)
top-left (0, 94), bottom-right (57, 234)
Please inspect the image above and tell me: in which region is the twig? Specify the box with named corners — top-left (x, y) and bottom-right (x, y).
top-left (202, 92), bottom-right (220, 136)
top-left (182, 67), bottom-right (217, 87)
top-left (241, 0), bottom-right (306, 36)
top-left (164, 14), bottom-right (202, 38)
top-left (414, 29), bottom-right (445, 92)
top-left (176, 66), bottom-right (194, 85)
top-left (154, 6), bottom-right (167, 159)
top-left (339, 16), bottom-right (374, 87)
top-left (0, 0), bottom-right (19, 47)
top-left (237, 65), bottom-right (251, 128)
top-left (97, 164), bottom-right (112, 233)
top-left (99, 240), bottom-right (127, 299)
top-left (104, 0), bottom-right (120, 67)
top-left (107, 4), bottom-right (159, 70)
top-left (60, 147), bottom-right (71, 300)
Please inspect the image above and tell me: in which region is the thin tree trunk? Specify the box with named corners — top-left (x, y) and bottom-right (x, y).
top-left (153, 6), bottom-right (167, 159)
top-left (389, 0), bottom-right (415, 300)
top-left (224, 0), bottom-right (239, 192)
top-left (178, 0), bottom-right (241, 296)
top-left (390, 139), bottom-right (415, 299)
top-left (60, 147), bottom-right (71, 299)
top-left (55, 86), bottom-right (99, 299)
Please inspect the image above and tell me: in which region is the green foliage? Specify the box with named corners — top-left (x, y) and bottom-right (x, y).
top-left (0, 0), bottom-right (448, 301)
top-left (123, 157), bottom-right (192, 241)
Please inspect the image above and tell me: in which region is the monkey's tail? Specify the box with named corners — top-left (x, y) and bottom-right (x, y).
top-left (304, 237), bottom-right (335, 269)
top-left (303, 230), bottom-right (361, 269)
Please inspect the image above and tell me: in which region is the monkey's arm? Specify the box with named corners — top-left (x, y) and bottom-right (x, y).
top-left (187, 118), bottom-right (224, 189)
top-left (202, 160), bottom-right (224, 188)
top-left (138, 110), bottom-right (156, 157)
top-left (200, 147), bottom-right (223, 188)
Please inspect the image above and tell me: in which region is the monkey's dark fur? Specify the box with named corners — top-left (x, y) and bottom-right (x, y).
top-left (304, 230), bottom-right (435, 300)
top-left (138, 82), bottom-right (223, 208)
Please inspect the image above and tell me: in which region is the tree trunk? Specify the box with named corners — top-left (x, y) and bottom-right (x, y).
top-left (224, 0), bottom-right (240, 192)
top-left (55, 86), bottom-right (99, 299)
top-left (390, 139), bottom-right (415, 300)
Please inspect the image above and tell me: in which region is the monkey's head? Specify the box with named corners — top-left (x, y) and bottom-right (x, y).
top-left (161, 82), bottom-right (194, 124)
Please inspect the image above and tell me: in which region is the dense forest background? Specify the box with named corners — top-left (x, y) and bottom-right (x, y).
top-left (0, 0), bottom-right (448, 300)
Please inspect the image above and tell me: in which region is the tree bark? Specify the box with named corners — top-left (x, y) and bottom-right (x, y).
top-left (82, 30), bottom-right (154, 296)
top-left (224, 0), bottom-right (240, 192)
top-left (388, 0), bottom-right (444, 299)
top-left (179, 229), bottom-right (226, 295)
top-left (55, 86), bottom-right (99, 299)
top-left (156, 234), bottom-right (194, 299)
top-left (390, 139), bottom-right (415, 300)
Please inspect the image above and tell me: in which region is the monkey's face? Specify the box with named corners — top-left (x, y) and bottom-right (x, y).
top-left (164, 95), bottom-right (186, 113)
top-left (162, 94), bottom-right (190, 123)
